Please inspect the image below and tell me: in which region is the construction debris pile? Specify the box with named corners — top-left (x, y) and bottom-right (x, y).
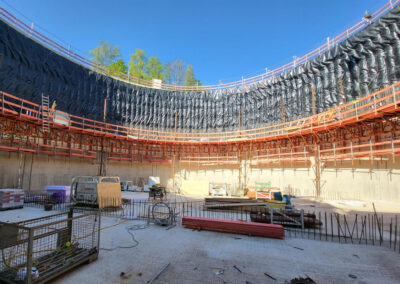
top-left (204, 198), bottom-right (286, 211)
top-left (204, 196), bottom-right (322, 229)
top-left (250, 209), bottom-right (322, 228)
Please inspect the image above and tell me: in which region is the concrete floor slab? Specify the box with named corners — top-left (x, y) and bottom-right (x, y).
top-left (1, 208), bottom-right (399, 284)
top-left (59, 217), bottom-right (400, 284)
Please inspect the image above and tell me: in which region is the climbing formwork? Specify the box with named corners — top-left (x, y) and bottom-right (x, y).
top-left (0, 81), bottom-right (400, 167)
top-left (1, 1), bottom-right (400, 200)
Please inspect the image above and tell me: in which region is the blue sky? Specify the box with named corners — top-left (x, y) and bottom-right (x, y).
top-left (1, 0), bottom-right (390, 85)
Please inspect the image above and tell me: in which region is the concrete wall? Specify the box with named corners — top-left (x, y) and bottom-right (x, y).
top-left (0, 152), bottom-right (99, 191)
top-left (0, 152), bottom-right (399, 202)
top-left (0, 152), bottom-right (172, 191)
top-left (245, 159), bottom-right (400, 203)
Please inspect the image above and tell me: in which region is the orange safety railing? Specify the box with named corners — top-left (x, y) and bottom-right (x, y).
top-left (0, 0), bottom-right (398, 91)
top-left (319, 139), bottom-right (400, 160)
top-left (1, 81), bottom-right (400, 144)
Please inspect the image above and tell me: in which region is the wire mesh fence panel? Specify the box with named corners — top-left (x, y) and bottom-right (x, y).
top-left (0, 224), bottom-right (30, 282)
top-left (0, 209), bottom-right (100, 283)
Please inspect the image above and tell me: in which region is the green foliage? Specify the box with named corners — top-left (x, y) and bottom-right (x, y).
top-left (89, 42), bottom-right (201, 85)
top-left (184, 65), bottom-right (201, 86)
top-left (146, 56), bottom-right (164, 80)
top-left (129, 49), bottom-right (147, 79)
top-left (108, 59), bottom-right (128, 78)
top-left (129, 51), bottom-right (165, 81)
top-left (89, 40), bottom-right (121, 67)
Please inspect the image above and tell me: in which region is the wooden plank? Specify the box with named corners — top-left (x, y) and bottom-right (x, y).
top-left (205, 197), bottom-right (257, 203)
top-left (204, 202), bottom-right (269, 208)
top-left (182, 216), bottom-right (284, 239)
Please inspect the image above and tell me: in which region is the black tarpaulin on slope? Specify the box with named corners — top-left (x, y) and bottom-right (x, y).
top-left (0, 4), bottom-right (400, 133)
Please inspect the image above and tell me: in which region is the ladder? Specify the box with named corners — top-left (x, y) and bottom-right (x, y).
top-left (41, 94), bottom-right (50, 133)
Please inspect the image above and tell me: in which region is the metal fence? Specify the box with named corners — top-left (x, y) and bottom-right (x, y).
top-left (178, 202), bottom-right (400, 253)
top-left (0, 209), bottom-right (100, 283)
top-left (22, 194), bottom-right (400, 254)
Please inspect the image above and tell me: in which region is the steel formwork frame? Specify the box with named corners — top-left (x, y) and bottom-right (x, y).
top-left (1, 81), bottom-right (400, 144)
top-left (1, 83), bottom-right (400, 170)
top-left (1, 112), bottom-right (400, 168)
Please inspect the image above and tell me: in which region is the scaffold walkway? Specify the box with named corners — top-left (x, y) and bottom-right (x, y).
top-left (0, 81), bottom-right (400, 166)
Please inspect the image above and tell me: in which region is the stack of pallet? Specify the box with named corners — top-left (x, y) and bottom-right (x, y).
top-left (246, 182), bottom-right (281, 200)
top-left (0, 189), bottom-right (24, 210)
top-left (250, 209), bottom-right (322, 228)
top-left (204, 197), bottom-right (286, 211)
top-left (182, 216), bottom-right (284, 239)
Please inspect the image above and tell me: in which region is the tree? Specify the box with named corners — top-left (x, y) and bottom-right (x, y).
top-left (146, 56), bottom-right (164, 80)
top-left (184, 64), bottom-right (201, 86)
top-left (88, 43), bottom-right (201, 85)
top-left (129, 49), bottom-right (147, 79)
top-left (164, 59), bottom-right (186, 85)
top-left (89, 40), bottom-right (121, 67)
top-left (108, 59), bottom-right (128, 78)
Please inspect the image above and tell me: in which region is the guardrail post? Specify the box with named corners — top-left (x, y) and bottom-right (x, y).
top-left (393, 85), bottom-right (397, 109)
top-left (290, 149), bottom-right (293, 164)
top-left (350, 141), bottom-right (354, 163)
top-left (373, 93), bottom-right (377, 115)
top-left (26, 229), bottom-right (34, 284)
top-left (29, 22), bottom-right (34, 38)
top-left (20, 100), bottom-right (24, 117)
top-left (355, 101), bottom-right (359, 120)
top-left (278, 148), bottom-right (281, 164)
top-left (391, 134), bottom-right (395, 163)
top-left (369, 138), bottom-right (373, 164)
top-left (333, 143), bottom-right (336, 164)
